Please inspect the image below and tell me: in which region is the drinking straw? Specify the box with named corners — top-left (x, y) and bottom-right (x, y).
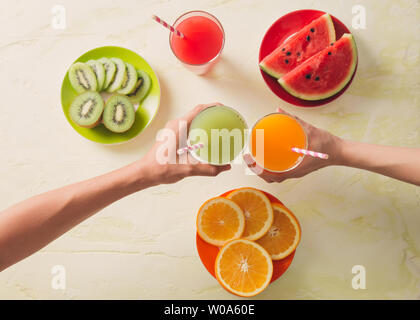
top-left (291, 147), bottom-right (329, 160)
top-left (177, 143), bottom-right (204, 155)
top-left (152, 15), bottom-right (185, 39)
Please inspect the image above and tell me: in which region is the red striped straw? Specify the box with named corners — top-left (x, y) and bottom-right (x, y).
top-left (291, 147), bottom-right (329, 160)
top-left (152, 15), bottom-right (185, 39)
top-left (177, 143), bottom-right (204, 155)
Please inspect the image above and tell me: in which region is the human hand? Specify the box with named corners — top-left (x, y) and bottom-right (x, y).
top-left (141, 103), bottom-right (231, 185)
top-left (243, 107), bottom-right (343, 183)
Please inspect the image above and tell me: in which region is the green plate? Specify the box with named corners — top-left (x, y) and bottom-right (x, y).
top-left (61, 46), bottom-right (161, 144)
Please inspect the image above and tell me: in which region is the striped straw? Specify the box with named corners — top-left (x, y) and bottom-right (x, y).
top-left (177, 143), bottom-right (204, 155)
top-left (152, 15), bottom-right (185, 39)
top-left (291, 147), bottom-right (329, 160)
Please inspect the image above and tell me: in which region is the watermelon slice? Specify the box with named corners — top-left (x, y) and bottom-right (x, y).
top-left (279, 33), bottom-right (357, 101)
top-left (260, 13), bottom-right (336, 79)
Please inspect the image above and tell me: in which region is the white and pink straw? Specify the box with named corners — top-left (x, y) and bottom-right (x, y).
top-left (152, 15), bottom-right (185, 39)
top-left (291, 147), bottom-right (329, 160)
top-left (177, 143), bottom-right (204, 155)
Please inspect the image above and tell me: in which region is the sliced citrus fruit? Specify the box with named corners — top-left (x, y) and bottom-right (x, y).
top-left (226, 188), bottom-right (274, 241)
top-left (215, 239), bottom-right (273, 297)
top-left (256, 203), bottom-right (301, 260)
top-left (197, 197), bottom-right (245, 246)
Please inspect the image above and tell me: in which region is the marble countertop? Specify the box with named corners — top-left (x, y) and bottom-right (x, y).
top-left (0, 0), bottom-right (419, 299)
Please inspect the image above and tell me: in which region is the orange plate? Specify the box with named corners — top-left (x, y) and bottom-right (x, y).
top-left (196, 189), bottom-right (296, 283)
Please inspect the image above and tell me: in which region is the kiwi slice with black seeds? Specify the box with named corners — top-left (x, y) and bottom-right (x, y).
top-left (106, 58), bottom-right (127, 93)
top-left (103, 94), bottom-right (135, 133)
top-left (117, 62), bottom-right (138, 95)
top-left (69, 62), bottom-right (97, 93)
top-left (98, 57), bottom-right (116, 90)
top-left (127, 70), bottom-right (151, 104)
top-left (69, 91), bottom-right (104, 128)
top-left (86, 60), bottom-right (105, 91)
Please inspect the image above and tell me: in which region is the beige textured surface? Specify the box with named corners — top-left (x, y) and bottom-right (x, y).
top-left (0, 0), bottom-right (419, 299)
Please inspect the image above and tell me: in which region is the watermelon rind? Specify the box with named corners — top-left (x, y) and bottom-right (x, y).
top-left (259, 61), bottom-right (283, 79)
top-left (279, 33), bottom-right (358, 101)
top-left (259, 13), bottom-right (336, 79)
top-left (324, 13), bottom-right (336, 46)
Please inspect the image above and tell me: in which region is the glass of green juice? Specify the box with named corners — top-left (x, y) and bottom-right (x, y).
top-left (188, 105), bottom-right (248, 165)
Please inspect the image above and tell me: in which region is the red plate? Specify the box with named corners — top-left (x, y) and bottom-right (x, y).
top-left (196, 189), bottom-right (297, 284)
top-left (259, 9), bottom-right (357, 107)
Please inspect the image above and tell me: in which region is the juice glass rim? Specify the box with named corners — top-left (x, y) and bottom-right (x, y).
top-left (249, 113), bottom-right (308, 173)
top-left (188, 105), bottom-right (248, 166)
top-left (169, 10), bottom-right (225, 67)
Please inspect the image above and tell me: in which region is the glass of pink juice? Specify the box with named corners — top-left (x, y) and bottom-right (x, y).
top-left (170, 11), bottom-right (225, 75)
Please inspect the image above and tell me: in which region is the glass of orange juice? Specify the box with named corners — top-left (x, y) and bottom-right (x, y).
top-left (250, 113), bottom-right (308, 172)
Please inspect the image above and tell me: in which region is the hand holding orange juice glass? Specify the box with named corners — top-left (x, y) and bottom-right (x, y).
top-left (250, 113), bottom-right (308, 173)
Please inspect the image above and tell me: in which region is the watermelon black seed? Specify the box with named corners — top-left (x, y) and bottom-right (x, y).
top-left (330, 43), bottom-right (334, 46)
top-left (285, 59), bottom-right (289, 64)
top-left (328, 52), bottom-right (332, 55)
top-left (297, 52), bottom-right (301, 56)
top-left (307, 35), bottom-right (310, 41)
top-left (282, 48), bottom-right (285, 52)
top-left (315, 76), bottom-right (320, 81)
top-left (286, 51), bottom-right (291, 56)
top-left (310, 28), bottom-right (315, 32)
top-left (305, 74), bottom-right (311, 79)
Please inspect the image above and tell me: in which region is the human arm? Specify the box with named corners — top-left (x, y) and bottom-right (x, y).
top-left (0, 104), bottom-right (230, 271)
top-left (244, 107), bottom-right (420, 186)
top-left (336, 140), bottom-right (420, 186)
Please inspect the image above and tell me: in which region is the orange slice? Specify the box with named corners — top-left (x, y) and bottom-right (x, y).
top-left (226, 188), bottom-right (273, 241)
top-left (197, 197), bottom-right (245, 246)
top-left (256, 203), bottom-right (301, 260)
top-left (215, 239), bottom-right (273, 297)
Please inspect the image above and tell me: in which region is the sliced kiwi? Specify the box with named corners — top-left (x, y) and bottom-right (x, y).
top-left (68, 62), bottom-right (97, 93)
top-left (106, 58), bottom-right (127, 93)
top-left (117, 63), bottom-right (138, 95)
top-left (98, 57), bottom-right (116, 90)
top-left (103, 94), bottom-right (135, 133)
top-left (69, 91), bottom-right (104, 128)
top-left (127, 70), bottom-right (151, 104)
top-left (86, 60), bottom-right (105, 91)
